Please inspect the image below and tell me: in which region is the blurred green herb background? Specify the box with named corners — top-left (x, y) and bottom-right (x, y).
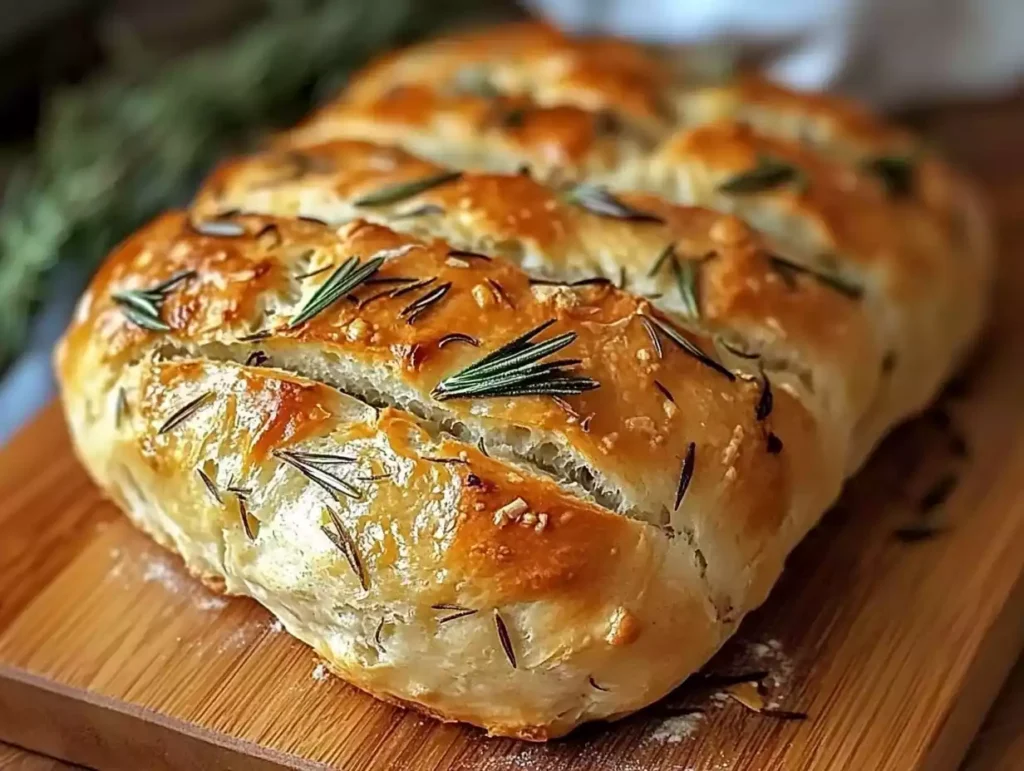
top-left (0, 0), bottom-right (508, 372)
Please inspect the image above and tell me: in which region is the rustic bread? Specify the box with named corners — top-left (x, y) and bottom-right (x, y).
top-left (56, 20), bottom-right (992, 739)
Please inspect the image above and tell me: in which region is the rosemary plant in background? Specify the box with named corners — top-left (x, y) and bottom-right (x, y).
top-left (0, 0), bottom-right (499, 372)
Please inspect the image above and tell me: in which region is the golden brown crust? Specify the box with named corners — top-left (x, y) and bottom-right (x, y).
top-left (55, 19), bottom-right (993, 740)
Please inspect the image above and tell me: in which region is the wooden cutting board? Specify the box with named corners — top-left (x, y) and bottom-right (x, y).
top-left (2, 104), bottom-right (1024, 771)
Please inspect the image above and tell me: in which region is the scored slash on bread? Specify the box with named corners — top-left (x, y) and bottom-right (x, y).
top-left (56, 21), bottom-right (992, 739)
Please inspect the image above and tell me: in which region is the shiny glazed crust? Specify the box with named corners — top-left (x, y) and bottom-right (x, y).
top-left (56, 20), bottom-right (993, 739)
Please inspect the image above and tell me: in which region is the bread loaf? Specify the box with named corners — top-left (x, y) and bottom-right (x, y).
top-left (56, 22), bottom-right (992, 739)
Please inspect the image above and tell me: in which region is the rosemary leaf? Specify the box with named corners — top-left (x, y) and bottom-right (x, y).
top-left (197, 467), bottom-right (222, 504)
top-left (353, 171), bottom-right (462, 207)
top-left (564, 183), bottom-right (664, 223)
top-left (718, 156), bottom-right (799, 194)
top-left (493, 609), bottom-right (517, 669)
top-left (433, 603), bottom-right (479, 624)
top-left (670, 254), bottom-right (701, 319)
top-left (647, 244), bottom-right (675, 278)
top-left (674, 441), bottom-right (696, 510)
top-left (438, 332), bottom-right (479, 349)
top-left (654, 380), bottom-right (675, 404)
top-left (322, 508), bottom-right (368, 590)
top-left (158, 391), bottom-right (213, 434)
top-left (111, 269), bottom-right (196, 331)
top-left (238, 494), bottom-right (258, 541)
top-left (641, 313), bottom-right (734, 381)
top-left (755, 371), bottom-right (774, 421)
top-left (769, 255), bottom-right (863, 300)
top-left (431, 319), bottom-right (599, 401)
top-left (288, 255), bottom-right (385, 328)
top-left (114, 387), bottom-right (129, 429)
top-left (863, 155), bottom-right (915, 197)
top-left (400, 282), bottom-right (452, 324)
top-left (275, 449), bottom-right (363, 500)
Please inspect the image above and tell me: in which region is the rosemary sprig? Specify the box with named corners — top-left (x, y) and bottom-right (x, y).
top-left (111, 269), bottom-right (196, 331)
top-left (288, 255), bottom-right (385, 328)
top-left (674, 442), bottom-right (696, 510)
top-left (245, 351), bottom-right (269, 367)
top-left (589, 676), bottom-right (610, 692)
top-left (563, 183), bottom-right (664, 223)
top-left (374, 616), bottom-right (387, 650)
top-left (197, 467), bottom-right (222, 504)
top-left (718, 156), bottom-right (800, 194)
top-left (766, 433), bottom-right (784, 454)
top-left (769, 255), bottom-right (863, 299)
top-left (274, 449), bottom-right (362, 499)
top-left (863, 155), bottom-right (915, 197)
top-left (353, 171), bottom-right (462, 207)
top-left (158, 391), bottom-right (213, 434)
top-left (322, 508), bottom-right (368, 590)
top-left (641, 313), bottom-right (734, 381)
top-left (432, 603), bottom-right (478, 624)
top-left (400, 282), bottom-right (452, 324)
top-left (493, 609), bottom-right (517, 668)
top-left (431, 319), bottom-right (600, 401)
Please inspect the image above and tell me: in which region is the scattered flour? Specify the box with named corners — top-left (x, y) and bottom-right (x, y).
top-left (648, 711), bottom-right (705, 744)
top-left (312, 662), bottom-right (329, 681)
top-left (195, 594), bottom-right (228, 611)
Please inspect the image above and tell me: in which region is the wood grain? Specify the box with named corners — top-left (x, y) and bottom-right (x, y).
top-left (0, 95), bottom-right (1023, 771)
